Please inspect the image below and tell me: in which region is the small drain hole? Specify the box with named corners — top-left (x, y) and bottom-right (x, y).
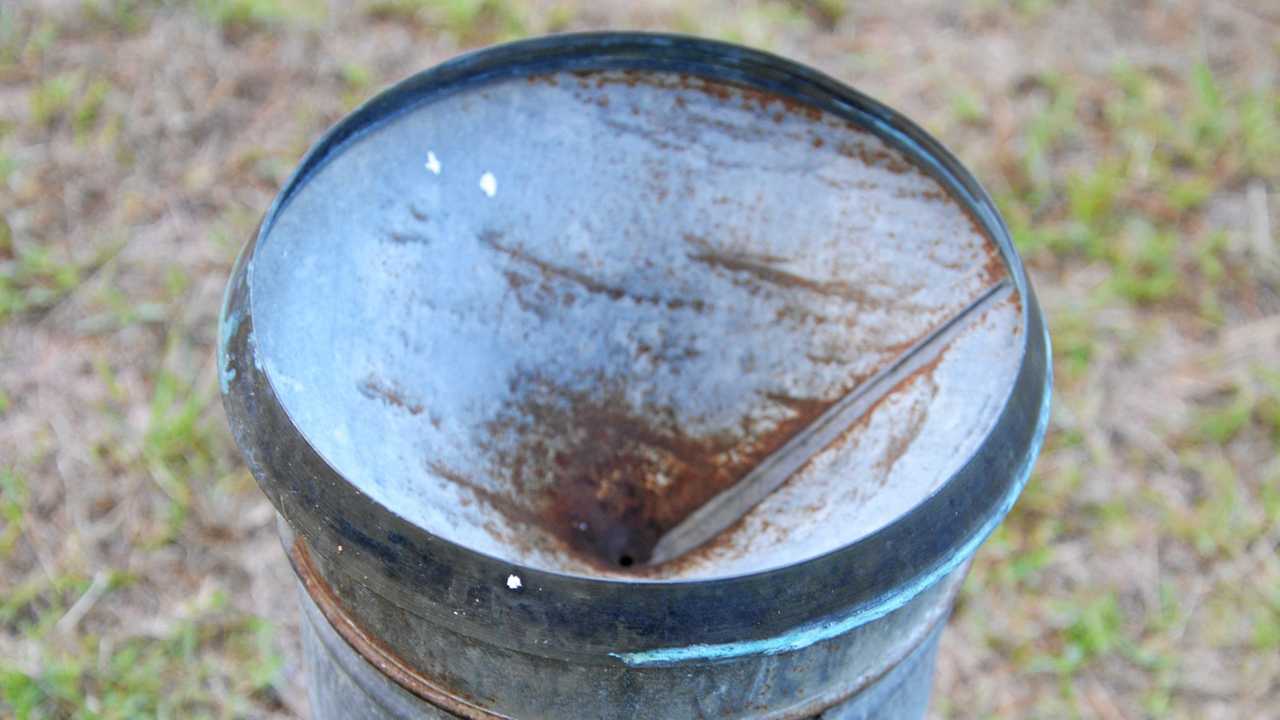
top-left (618, 555), bottom-right (635, 567)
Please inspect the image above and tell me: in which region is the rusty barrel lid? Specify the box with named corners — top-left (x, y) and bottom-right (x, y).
top-left (219, 32), bottom-right (1051, 665)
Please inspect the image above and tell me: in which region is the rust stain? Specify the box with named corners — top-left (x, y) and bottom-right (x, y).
top-left (552, 69), bottom-right (828, 126)
top-left (358, 375), bottom-right (424, 415)
top-left (502, 270), bottom-right (529, 291)
top-left (471, 372), bottom-right (843, 570)
top-left (688, 247), bottom-right (897, 312)
top-left (974, 224), bottom-right (1011, 292)
top-left (980, 244), bottom-right (1010, 290)
top-left (834, 140), bottom-right (917, 175)
top-left (290, 540), bottom-right (510, 719)
top-left (596, 115), bottom-right (684, 152)
top-left (427, 461), bottom-right (544, 531)
top-left (480, 229), bottom-right (711, 313)
top-left (871, 353), bottom-right (943, 479)
top-left (952, 201), bottom-right (1012, 293)
top-left (386, 230), bottom-right (430, 245)
top-left (635, 327), bottom-right (962, 575)
top-left (813, 173), bottom-right (882, 193)
top-left (677, 233), bottom-right (932, 316)
top-left (891, 187), bottom-right (947, 202)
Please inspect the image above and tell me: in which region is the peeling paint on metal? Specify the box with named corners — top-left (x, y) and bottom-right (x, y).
top-left (218, 306), bottom-right (243, 393)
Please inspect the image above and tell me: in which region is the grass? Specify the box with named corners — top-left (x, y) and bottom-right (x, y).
top-left (1004, 60), bottom-right (1279, 327)
top-left (0, 242), bottom-right (84, 323)
top-left (365, 0), bottom-right (529, 42)
top-left (196, 0), bottom-right (327, 35)
top-left (77, 0), bottom-right (155, 35)
top-left (946, 21), bottom-right (1278, 715)
top-left (1, 588), bottom-right (283, 720)
top-left (0, 469), bottom-right (27, 558)
top-left (1, 1), bottom-right (1277, 718)
top-left (140, 365), bottom-right (224, 546)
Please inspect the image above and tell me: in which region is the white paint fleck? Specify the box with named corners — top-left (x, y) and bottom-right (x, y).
top-left (424, 151), bottom-right (441, 175)
top-left (506, 573), bottom-right (522, 590)
top-left (479, 171), bottom-right (497, 197)
top-left (337, 545), bottom-right (343, 553)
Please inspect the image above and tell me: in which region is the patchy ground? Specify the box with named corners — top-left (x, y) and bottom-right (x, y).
top-left (1, 1), bottom-right (1277, 718)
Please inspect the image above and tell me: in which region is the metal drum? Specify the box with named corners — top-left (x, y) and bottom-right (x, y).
top-left (219, 33), bottom-right (1051, 719)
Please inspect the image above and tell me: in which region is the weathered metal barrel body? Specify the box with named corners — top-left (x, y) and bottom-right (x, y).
top-left (219, 33), bottom-right (1051, 719)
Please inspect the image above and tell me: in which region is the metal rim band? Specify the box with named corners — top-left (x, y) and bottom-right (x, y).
top-left (291, 533), bottom-right (961, 719)
top-left (292, 538), bottom-right (510, 719)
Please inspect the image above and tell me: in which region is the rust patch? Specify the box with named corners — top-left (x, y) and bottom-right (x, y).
top-left (480, 229), bottom-right (711, 313)
top-left (502, 270), bottom-right (529, 291)
top-left (638, 323), bottom-right (965, 576)
top-left (551, 69), bottom-right (827, 125)
top-left (980, 243), bottom-right (1010, 290)
top-left (678, 234), bottom-right (931, 315)
top-left (871, 352), bottom-right (943, 478)
top-left (813, 173), bottom-right (883, 193)
top-left (473, 372), bottom-right (843, 570)
top-left (386, 230), bottom-right (430, 245)
top-left (291, 540), bottom-right (510, 719)
top-left (358, 375), bottom-right (424, 415)
top-left (427, 461), bottom-right (545, 532)
top-left (835, 140), bottom-right (917, 175)
top-left (688, 247), bottom-right (901, 312)
top-left (891, 187), bottom-right (947, 202)
top-left (971, 215), bottom-right (1011, 290)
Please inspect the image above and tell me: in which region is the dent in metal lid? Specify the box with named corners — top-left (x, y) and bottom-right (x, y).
top-left (248, 66), bottom-right (1024, 580)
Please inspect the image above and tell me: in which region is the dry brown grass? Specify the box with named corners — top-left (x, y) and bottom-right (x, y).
top-left (1, 1), bottom-right (1277, 718)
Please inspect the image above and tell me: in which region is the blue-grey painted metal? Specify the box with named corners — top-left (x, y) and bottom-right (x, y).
top-left (220, 32), bottom-right (1051, 719)
top-left (297, 570), bottom-right (948, 720)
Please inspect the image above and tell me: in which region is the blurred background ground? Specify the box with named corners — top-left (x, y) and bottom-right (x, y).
top-left (0, 0), bottom-right (1277, 718)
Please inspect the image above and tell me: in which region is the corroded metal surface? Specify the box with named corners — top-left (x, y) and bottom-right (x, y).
top-left (250, 64), bottom-right (1022, 577)
top-left (291, 538), bottom-right (506, 719)
top-left (292, 520), bottom-right (962, 720)
top-left (298, 562), bottom-right (947, 720)
top-left (649, 280), bottom-right (1013, 565)
top-left (220, 32), bottom-right (1052, 720)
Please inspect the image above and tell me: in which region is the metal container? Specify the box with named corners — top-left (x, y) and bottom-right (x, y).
top-left (219, 33), bottom-right (1051, 719)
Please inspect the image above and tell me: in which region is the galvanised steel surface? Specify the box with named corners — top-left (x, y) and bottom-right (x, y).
top-left (296, 561), bottom-right (948, 720)
top-left (219, 33), bottom-right (1052, 719)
